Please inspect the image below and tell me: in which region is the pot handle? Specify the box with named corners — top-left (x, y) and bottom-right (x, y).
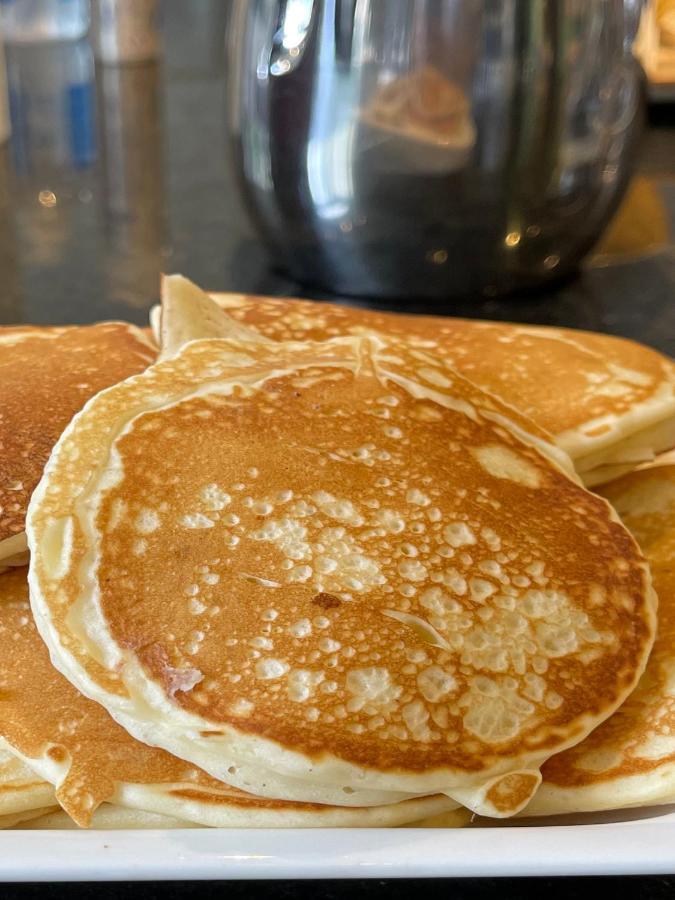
top-left (269, 0), bottom-right (316, 76)
top-left (623, 0), bottom-right (645, 50)
top-left (335, 0), bottom-right (357, 63)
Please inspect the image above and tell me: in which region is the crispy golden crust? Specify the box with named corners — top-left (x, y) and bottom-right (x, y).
top-left (0, 324), bottom-right (155, 546)
top-left (536, 465), bottom-right (675, 798)
top-left (0, 568), bottom-right (246, 825)
top-left (213, 293), bottom-right (675, 456)
top-left (602, 464), bottom-right (675, 553)
top-left (0, 568), bottom-right (453, 827)
top-left (28, 335), bottom-right (655, 798)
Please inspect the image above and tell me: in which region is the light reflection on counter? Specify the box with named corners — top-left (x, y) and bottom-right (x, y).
top-left (97, 61), bottom-right (164, 308)
top-left (3, 37), bottom-right (164, 319)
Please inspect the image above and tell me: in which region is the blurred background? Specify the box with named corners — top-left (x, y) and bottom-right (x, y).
top-left (0, 0), bottom-right (242, 323)
top-left (0, 0), bottom-right (673, 351)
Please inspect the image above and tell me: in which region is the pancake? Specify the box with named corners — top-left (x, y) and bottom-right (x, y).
top-left (406, 808), bottom-right (472, 828)
top-left (526, 460), bottom-right (675, 816)
top-left (0, 568), bottom-right (458, 828)
top-left (14, 803), bottom-right (469, 829)
top-left (0, 323), bottom-right (156, 568)
top-left (0, 807), bottom-right (60, 829)
top-left (0, 742), bottom-right (55, 821)
top-left (27, 310), bottom-right (655, 819)
top-left (604, 454), bottom-right (675, 551)
top-left (12, 806), bottom-right (200, 829)
top-left (196, 291), bottom-right (675, 486)
top-left (157, 275), bottom-right (269, 361)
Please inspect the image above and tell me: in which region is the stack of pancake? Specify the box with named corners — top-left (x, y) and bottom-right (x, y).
top-left (1, 275), bottom-right (674, 830)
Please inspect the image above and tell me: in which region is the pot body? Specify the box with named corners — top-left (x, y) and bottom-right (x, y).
top-left (228, 0), bottom-right (645, 300)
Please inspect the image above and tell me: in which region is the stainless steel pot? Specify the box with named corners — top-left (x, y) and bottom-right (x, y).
top-left (227, 0), bottom-right (645, 300)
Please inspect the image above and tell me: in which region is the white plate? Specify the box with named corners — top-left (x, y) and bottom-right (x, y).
top-left (3, 808), bottom-right (675, 881)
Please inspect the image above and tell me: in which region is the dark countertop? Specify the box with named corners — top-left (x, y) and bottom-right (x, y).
top-left (1, 1), bottom-right (675, 896)
top-left (1, 2), bottom-right (674, 357)
top-left (7, 878), bottom-right (675, 900)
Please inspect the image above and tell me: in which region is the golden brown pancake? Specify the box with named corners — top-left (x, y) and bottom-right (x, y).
top-left (527, 461), bottom-right (675, 815)
top-left (602, 454), bottom-right (675, 553)
top-left (27, 324), bottom-right (655, 817)
top-left (205, 293), bottom-right (675, 486)
top-left (0, 568), bottom-right (457, 828)
top-left (0, 323), bottom-right (156, 567)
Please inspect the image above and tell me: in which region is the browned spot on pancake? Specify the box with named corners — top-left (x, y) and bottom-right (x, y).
top-left (584, 425), bottom-right (612, 438)
top-left (0, 781), bottom-right (44, 795)
top-left (312, 593), bottom-right (341, 610)
top-left (168, 786), bottom-right (328, 811)
top-left (485, 772), bottom-right (541, 814)
top-left (46, 746), bottom-right (67, 764)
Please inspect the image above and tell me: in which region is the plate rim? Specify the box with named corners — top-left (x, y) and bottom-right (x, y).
top-left (3, 816), bottom-right (675, 881)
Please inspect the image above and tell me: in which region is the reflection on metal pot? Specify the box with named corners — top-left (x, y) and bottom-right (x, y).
top-left (227, 0), bottom-right (645, 301)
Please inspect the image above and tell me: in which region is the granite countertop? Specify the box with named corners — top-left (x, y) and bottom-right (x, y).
top-left (1, 3), bottom-right (674, 358)
top-left (1, 1), bottom-right (675, 897)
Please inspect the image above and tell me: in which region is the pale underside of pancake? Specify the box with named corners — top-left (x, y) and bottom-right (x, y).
top-left (0, 807), bottom-right (60, 829)
top-left (406, 807), bottom-right (472, 828)
top-left (13, 805), bottom-right (200, 829)
top-left (12, 803), bottom-right (470, 830)
top-left (0, 323), bottom-right (156, 568)
top-left (526, 461), bottom-right (675, 816)
top-left (157, 275), bottom-right (270, 361)
top-left (0, 569), bottom-right (457, 829)
top-left (202, 291), bottom-right (675, 486)
top-left (27, 317), bottom-right (656, 818)
top-left (0, 743), bottom-right (55, 819)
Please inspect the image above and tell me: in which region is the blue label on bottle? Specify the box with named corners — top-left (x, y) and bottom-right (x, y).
top-left (68, 80), bottom-right (95, 168)
top-left (7, 82), bottom-right (29, 173)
